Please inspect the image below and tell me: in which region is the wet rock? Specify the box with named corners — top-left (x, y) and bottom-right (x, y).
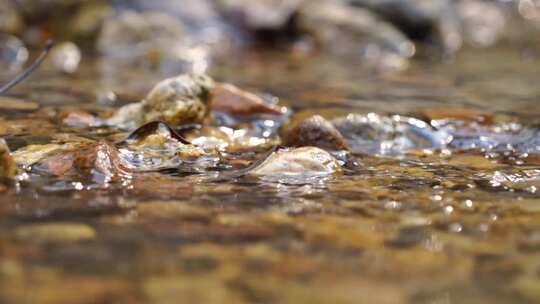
top-left (48, 42), bottom-right (81, 74)
top-left (0, 139), bottom-right (16, 179)
top-left (250, 146), bottom-right (341, 176)
top-left (107, 73), bottom-right (214, 129)
top-left (438, 121), bottom-right (540, 153)
top-left (0, 34), bottom-right (28, 72)
top-left (282, 115), bottom-right (350, 151)
top-left (33, 141), bottom-right (130, 185)
top-left (332, 113), bottom-right (451, 155)
top-left (56, 109), bottom-right (101, 128)
top-left (116, 121), bottom-right (215, 172)
top-left (142, 73), bottom-right (215, 126)
top-left (183, 125), bottom-right (279, 152)
top-left (14, 223), bottom-right (96, 243)
top-left (183, 126), bottom-right (231, 151)
top-left (64, 141), bottom-right (129, 184)
top-left (12, 142), bottom-right (78, 169)
top-left (212, 83), bottom-right (286, 116)
top-left (0, 0), bottom-right (24, 34)
top-left (106, 102), bottom-right (145, 130)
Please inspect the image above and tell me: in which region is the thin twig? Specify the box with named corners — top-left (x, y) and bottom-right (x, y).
top-left (0, 39), bottom-right (53, 94)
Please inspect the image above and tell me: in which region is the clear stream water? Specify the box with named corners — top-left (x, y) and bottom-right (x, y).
top-left (1, 42), bottom-right (540, 303)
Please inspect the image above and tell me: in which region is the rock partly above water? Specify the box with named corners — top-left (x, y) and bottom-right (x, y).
top-left (250, 146), bottom-right (341, 177)
top-left (332, 113), bottom-right (451, 155)
top-left (282, 115), bottom-right (350, 151)
top-left (108, 73), bottom-right (214, 128)
top-left (142, 74), bottom-right (214, 125)
top-left (212, 83), bottom-right (286, 116)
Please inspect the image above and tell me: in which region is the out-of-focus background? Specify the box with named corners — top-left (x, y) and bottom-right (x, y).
top-left (1, 0), bottom-right (540, 76)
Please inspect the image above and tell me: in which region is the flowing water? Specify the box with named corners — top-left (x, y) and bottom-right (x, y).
top-left (1, 42), bottom-right (540, 304)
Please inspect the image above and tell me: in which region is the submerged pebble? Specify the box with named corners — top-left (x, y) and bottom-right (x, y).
top-left (0, 97), bottom-right (39, 111)
top-left (15, 223), bottom-right (96, 243)
top-left (332, 113), bottom-right (451, 155)
top-left (250, 146), bottom-right (341, 177)
top-left (116, 121), bottom-right (216, 172)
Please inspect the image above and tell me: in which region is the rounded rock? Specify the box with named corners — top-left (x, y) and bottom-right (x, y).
top-left (142, 73), bottom-right (215, 125)
top-left (250, 146), bottom-right (341, 176)
top-left (282, 115), bottom-right (350, 151)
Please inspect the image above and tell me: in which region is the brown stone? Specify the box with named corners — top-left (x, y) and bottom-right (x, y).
top-left (282, 115), bottom-right (350, 151)
top-left (212, 83), bottom-right (285, 116)
top-left (416, 108), bottom-right (495, 125)
top-left (56, 109), bottom-right (99, 128)
top-left (0, 139), bottom-right (16, 179)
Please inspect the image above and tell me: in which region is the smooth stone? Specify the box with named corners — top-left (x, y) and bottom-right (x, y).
top-left (212, 83), bottom-right (285, 116)
top-left (250, 146), bottom-right (341, 176)
top-left (282, 115), bottom-right (350, 151)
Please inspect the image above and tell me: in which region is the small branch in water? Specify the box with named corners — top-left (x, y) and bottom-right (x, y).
top-left (0, 39), bottom-right (53, 95)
